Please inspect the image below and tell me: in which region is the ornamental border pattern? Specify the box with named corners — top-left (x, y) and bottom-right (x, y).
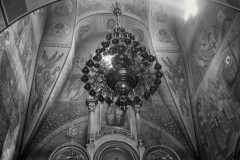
top-left (93, 141), bottom-right (139, 160)
top-left (143, 145), bottom-right (180, 160)
top-left (48, 141), bottom-right (90, 160)
top-left (95, 129), bottom-right (135, 141)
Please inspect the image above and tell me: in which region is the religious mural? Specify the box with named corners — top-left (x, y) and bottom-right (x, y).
top-left (121, 0), bottom-right (147, 19)
top-left (193, 15), bottom-right (240, 160)
top-left (154, 29), bottom-right (175, 43)
top-left (39, 0), bottom-right (76, 48)
top-left (77, 0), bottom-right (104, 16)
top-left (158, 52), bottom-right (198, 152)
top-left (64, 54), bottom-right (89, 102)
top-left (78, 21), bottom-right (91, 40)
top-left (0, 7), bottom-right (46, 159)
top-left (31, 7), bottom-right (47, 45)
top-left (0, 30), bottom-right (23, 159)
top-left (76, 0), bottom-right (148, 22)
top-left (52, 0), bottom-right (73, 17)
top-left (98, 16), bottom-right (120, 32)
top-left (48, 23), bottom-right (71, 37)
top-left (132, 25), bottom-right (144, 43)
top-left (0, 7), bottom-right (46, 158)
top-left (151, 3), bottom-right (169, 23)
top-left (12, 14), bottom-right (36, 82)
top-left (187, 6), bottom-right (236, 94)
top-left (148, 0), bottom-right (180, 53)
top-left (161, 56), bottom-right (190, 117)
top-left (0, 9), bottom-right (6, 32)
top-left (101, 104), bottom-right (130, 130)
top-left (29, 49), bottom-right (64, 118)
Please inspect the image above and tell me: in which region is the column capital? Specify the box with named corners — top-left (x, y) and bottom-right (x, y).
top-left (138, 135), bottom-right (144, 145)
top-left (86, 99), bottom-right (98, 113)
top-left (87, 133), bottom-right (95, 144)
top-left (133, 102), bottom-right (142, 114)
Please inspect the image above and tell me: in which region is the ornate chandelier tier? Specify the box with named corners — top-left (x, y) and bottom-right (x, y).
top-left (81, 1), bottom-right (163, 112)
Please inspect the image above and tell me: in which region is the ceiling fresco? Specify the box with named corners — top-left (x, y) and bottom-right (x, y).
top-left (76, 0), bottom-right (148, 24)
top-left (0, 7), bottom-right (47, 160)
top-left (0, 0), bottom-right (240, 160)
top-left (0, 9), bottom-right (6, 32)
top-left (175, 1), bottom-right (240, 159)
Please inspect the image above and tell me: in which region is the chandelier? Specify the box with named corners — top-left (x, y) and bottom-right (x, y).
top-left (81, 1), bottom-right (163, 112)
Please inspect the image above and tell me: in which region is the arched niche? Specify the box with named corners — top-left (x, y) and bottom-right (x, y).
top-left (48, 141), bottom-right (90, 160)
top-left (93, 141), bottom-right (139, 160)
top-left (143, 145), bottom-right (180, 160)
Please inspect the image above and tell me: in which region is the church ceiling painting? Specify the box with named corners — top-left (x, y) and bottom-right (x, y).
top-left (1, 0), bottom-right (240, 160)
top-left (158, 53), bottom-right (197, 151)
top-left (77, 0), bottom-right (148, 24)
top-left (0, 7), bottom-right (46, 159)
top-left (0, 8), bottom-right (6, 32)
top-left (148, 1), bottom-right (180, 53)
top-left (41, 0), bottom-right (76, 47)
top-left (176, 1), bottom-right (237, 95)
top-left (193, 13), bottom-right (240, 160)
top-left (23, 46), bottom-right (68, 148)
top-left (0, 27), bottom-right (27, 160)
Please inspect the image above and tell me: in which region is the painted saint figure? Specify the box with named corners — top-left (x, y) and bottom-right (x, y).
top-left (30, 50), bottom-right (63, 118)
top-left (156, 29), bottom-right (174, 43)
top-left (106, 105), bottom-right (125, 126)
top-left (78, 22), bottom-right (90, 39)
top-left (48, 23), bottom-right (70, 36)
top-left (153, 4), bottom-right (168, 23)
top-left (162, 57), bottom-right (189, 116)
top-left (66, 57), bottom-right (88, 102)
top-left (132, 27), bottom-right (144, 43)
top-left (107, 18), bottom-right (115, 30)
top-left (54, 0), bottom-right (70, 16)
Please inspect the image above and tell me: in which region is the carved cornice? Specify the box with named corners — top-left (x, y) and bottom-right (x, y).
top-left (40, 41), bottom-right (72, 47)
top-left (86, 99), bottom-right (98, 113)
top-left (95, 129), bottom-right (135, 141)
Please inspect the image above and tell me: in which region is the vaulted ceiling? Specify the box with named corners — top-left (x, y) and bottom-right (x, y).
top-left (0, 0), bottom-right (240, 160)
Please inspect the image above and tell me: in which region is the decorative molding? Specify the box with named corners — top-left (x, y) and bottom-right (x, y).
top-left (95, 129), bottom-right (135, 141)
top-left (153, 47), bottom-right (181, 53)
top-left (40, 41), bottom-right (72, 47)
top-left (143, 145), bottom-right (180, 160)
top-left (86, 99), bottom-right (98, 113)
top-left (93, 141), bottom-right (139, 160)
top-left (48, 141), bottom-right (90, 160)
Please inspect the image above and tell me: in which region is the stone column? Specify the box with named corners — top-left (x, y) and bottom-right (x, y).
top-left (134, 102), bottom-right (145, 160)
top-left (86, 99), bottom-right (98, 160)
